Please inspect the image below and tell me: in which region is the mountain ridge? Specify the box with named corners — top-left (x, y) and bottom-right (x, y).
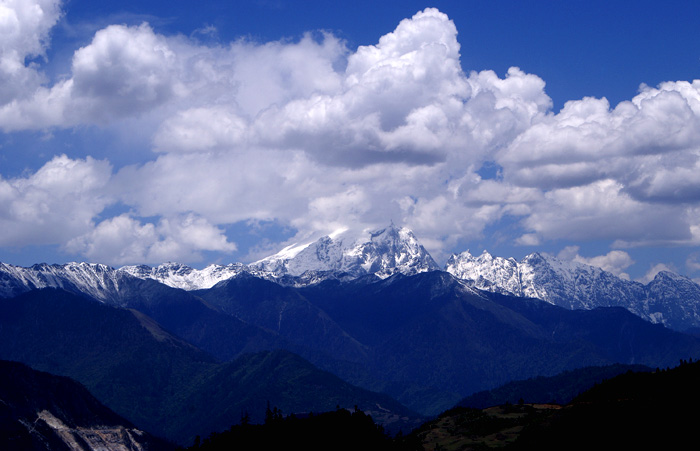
top-left (3, 224), bottom-right (700, 331)
top-left (446, 249), bottom-right (700, 331)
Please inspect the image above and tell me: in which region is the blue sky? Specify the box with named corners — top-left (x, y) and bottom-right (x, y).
top-left (1, 0), bottom-right (699, 282)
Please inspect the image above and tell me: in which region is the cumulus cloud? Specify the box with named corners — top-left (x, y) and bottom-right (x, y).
top-left (64, 213), bottom-right (236, 265)
top-left (499, 82), bottom-right (700, 191)
top-left (0, 0), bottom-right (61, 103)
top-left (557, 245), bottom-right (635, 279)
top-left (0, 154), bottom-right (112, 246)
top-left (0, 21), bottom-right (183, 129)
top-left (516, 179), bottom-right (693, 247)
top-left (1, 3), bottom-right (700, 269)
top-left (638, 263), bottom-right (677, 284)
top-left (497, 80), bottom-right (700, 249)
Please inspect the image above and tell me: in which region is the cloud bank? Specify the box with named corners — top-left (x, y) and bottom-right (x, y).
top-left (1, 1), bottom-right (699, 269)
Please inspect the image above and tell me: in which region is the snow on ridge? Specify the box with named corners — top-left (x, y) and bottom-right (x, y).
top-left (5, 225), bottom-right (700, 331)
top-left (0, 261), bottom-right (124, 301)
top-left (445, 249), bottom-right (700, 330)
top-left (120, 262), bottom-right (247, 290)
top-left (251, 223), bottom-right (439, 280)
top-left (0, 224), bottom-right (441, 295)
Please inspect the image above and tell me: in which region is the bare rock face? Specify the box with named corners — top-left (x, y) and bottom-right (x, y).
top-left (0, 360), bottom-right (171, 450)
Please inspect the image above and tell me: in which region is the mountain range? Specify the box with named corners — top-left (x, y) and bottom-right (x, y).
top-left (3, 223), bottom-right (700, 445)
top-left (3, 223), bottom-right (700, 331)
top-left (446, 250), bottom-right (700, 331)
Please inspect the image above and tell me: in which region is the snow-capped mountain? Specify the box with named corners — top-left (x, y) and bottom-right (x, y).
top-left (0, 224), bottom-right (440, 296)
top-left (120, 262), bottom-right (249, 290)
top-left (445, 250), bottom-right (524, 296)
top-left (4, 224), bottom-right (700, 332)
top-left (251, 223), bottom-right (440, 280)
top-left (446, 250), bottom-right (700, 331)
top-left (0, 261), bottom-right (129, 302)
top-left (119, 224), bottom-right (439, 289)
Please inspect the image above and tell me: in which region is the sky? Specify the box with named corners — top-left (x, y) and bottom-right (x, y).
top-left (1, 0), bottom-right (699, 283)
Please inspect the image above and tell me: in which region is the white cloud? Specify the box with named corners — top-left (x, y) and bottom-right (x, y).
top-left (686, 254), bottom-right (700, 273)
top-left (557, 245), bottom-right (635, 279)
top-left (64, 213), bottom-right (236, 265)
top-left (638, 263), bottom-right (676, 284)
top-left (515, 233), bottom-right (541, 246)
top-left (498, 82), bottom-right (700, 192)
top-left (517, 179), bottom-right (692, 246)
top-left (0, 21), bottom-right (182, 130)
top-left (152, 106), bottom-right (248, 153)
top-left (1, 4), bottom-right (700, 269)
top-left (70, 23), bottom-right (179, 119)
top-left (0, 0), bottom-right (61, 104)
top-left (492, 80), bottom-right (700, 248)
top-left (0, 154), bottom-right (112, 246)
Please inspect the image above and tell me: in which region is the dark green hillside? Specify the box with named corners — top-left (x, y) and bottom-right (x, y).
top-left (0, 288), bottom-right (419, 445)
top-left (0, 359), bottom-right (172, 450)
top-left (300, 272), bottom-right (700, 415)
top-left (104, 276), bottom-right (287, 362)
top-left (166, 350), bottom-right (420, 445)
top-left (0, 288), bottom-right (217, 440)
top-left (408, 360), bottom-right (700, 450)
top-left (197, 273), bottom-right (369, 363)
top-left (511, 359), bottom-right (700, 449)
top-left (191, 360), bottom-right (700, 450)
top-left (458, 363), bottom-right (651, 409)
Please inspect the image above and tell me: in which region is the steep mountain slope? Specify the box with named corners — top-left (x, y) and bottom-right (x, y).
top-left (447, 250), bottom-right (700, 330)
top-left (120, 262), bottom-right (248, 290)
top-left (195, 273), bottom-right (370, 366)
top-left (0, 264), bottom-right (286, 362)
top-left (0, 262), bottom-right (130, 302)
top-left (0, 288), bottom-right (419, 445)
top-left (170, 350), bottom-right (420, 444)
top-left (511, 360), bottom-right (700, 449)
top-left (251, 223), bottom-right (439, 281)
top-left (298, 271), bottom-right (700, 414)
top-left (457, 363), bottom-right (652, 409)
top-left (0, 360), bottom-right (171, 450)
top-left (94, 275), bottom-right (286, 362)
top-left (0, 288), bottom-right (216, 441)
top-left (4, 223), bottom-right (700, 333)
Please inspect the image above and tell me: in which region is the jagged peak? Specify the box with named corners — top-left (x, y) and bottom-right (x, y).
top-left (251, 223), bottom-right (438, 280)
top-left (651, 270), bottom-right (691, 283)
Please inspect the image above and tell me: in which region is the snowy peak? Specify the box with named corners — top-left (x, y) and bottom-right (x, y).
top-left (255, 234), bottom-right (347, 277)
top-left (120, 262), bottom-right (248, 290)
top-left (445, 250), bottom-right (522, 296)
top-left (446, 250), bottom-right (641, 309)
top-left (252, 224), bottom-right (439, 280)
top-left (0, 261), bottom-right (127, 301)
top-left (0, 225), bottom-right (438, 296)
top-left (446, 249), bottom-right (700, 331)
top-left (354, 224), bottom-right (439, 277)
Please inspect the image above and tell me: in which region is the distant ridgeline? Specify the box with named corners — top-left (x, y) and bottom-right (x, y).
top-left (3, 224), bottom-right (700, 331)
top-left (2, 224), bottom-right (700, 445)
